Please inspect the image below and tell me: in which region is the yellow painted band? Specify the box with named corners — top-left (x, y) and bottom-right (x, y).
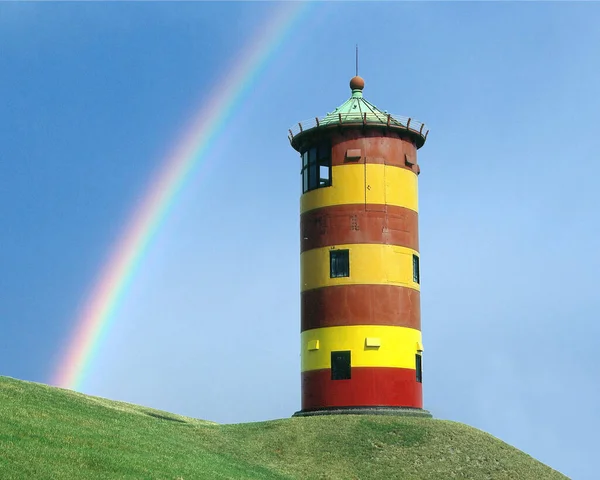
top-left (300, 164), bottom-right (418, 214)
top-left (301, 244), bottom-right (420, 292)
top-left (301, 325), bottom-right (422, 372)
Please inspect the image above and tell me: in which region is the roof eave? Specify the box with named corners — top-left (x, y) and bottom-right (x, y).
top-left (289, 122), bottom-right (428, 152)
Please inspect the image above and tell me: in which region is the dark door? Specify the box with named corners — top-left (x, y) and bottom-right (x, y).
top-left (331, 350), bottom-right (351, 380)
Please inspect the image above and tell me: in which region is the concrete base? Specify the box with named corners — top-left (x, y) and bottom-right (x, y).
top-left (293, 406), bottom-right (433, 418)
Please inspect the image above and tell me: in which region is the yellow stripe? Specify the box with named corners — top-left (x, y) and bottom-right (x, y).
top-left (301, 325), bottom-right (422, 372)
top-left (301, 244), bottom-right (419, 292)
top-left (300, 164), bottom-right (418, 214)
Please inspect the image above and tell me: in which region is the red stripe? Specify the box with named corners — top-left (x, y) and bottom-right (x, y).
top-left (301, 285), bottom-right (421, 332)
top-left (330, 130), bottom-right (420, 169)
top-left (301, 367), bottom-right (422, 411)
top-left (300, 204), bottom-right (419, 253)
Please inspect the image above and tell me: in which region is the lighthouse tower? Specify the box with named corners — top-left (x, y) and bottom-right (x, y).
top-left (288, 75), bottom-right (431, 417)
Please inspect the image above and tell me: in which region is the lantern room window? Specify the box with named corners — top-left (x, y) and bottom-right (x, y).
top-left (301, 142), bottom-right (331, 193)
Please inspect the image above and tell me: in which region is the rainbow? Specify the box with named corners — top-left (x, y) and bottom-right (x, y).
top-left (52, 1), bottom-right (314, 391)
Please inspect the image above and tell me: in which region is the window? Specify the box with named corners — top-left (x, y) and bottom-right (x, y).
top-left (331, 351), bottom-right (351, 380)
top-left (412, 254), bottom-right (420, 284)
top-left (330, 249), bottom-right (349, 278)
top-left (302, 152), bottom-right (309, 193)
top-left (415, 353), bottom-right (422, 383)
top-left (301, 142), bottom-right (331, 193)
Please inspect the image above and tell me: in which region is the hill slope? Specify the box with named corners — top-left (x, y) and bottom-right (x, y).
top-left (0, 376), bottom-right (567, 479)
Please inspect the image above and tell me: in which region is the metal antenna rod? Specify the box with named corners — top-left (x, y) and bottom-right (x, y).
top-left (355, 44), bottom-right (359, 76)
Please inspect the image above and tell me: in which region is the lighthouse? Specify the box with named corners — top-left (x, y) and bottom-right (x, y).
top-left (288, 75), bottom-right (431, 417)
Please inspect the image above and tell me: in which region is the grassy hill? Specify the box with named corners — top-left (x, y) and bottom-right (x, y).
top-left (0, 376), bottom-right (568, 479)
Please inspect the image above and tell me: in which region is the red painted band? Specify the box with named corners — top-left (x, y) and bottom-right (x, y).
top-left (301, 204), bottom-right (419, 253)
top-left (301, 367), bottom-right (422, 410)
top-left (301, 284), bottom-right (421, 332)
top-left (291, 127), bottom-right (425, 158)
top-left (330, 130), bottom-right (419, 171)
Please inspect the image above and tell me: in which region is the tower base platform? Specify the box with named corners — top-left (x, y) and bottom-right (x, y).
top-left (293, 406), bottom-right (432, 418)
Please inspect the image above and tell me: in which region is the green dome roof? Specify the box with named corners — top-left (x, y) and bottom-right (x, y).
top-left (288, 76), bottom-right (428, 151)
top-left (319, 78), bottom-right (385, 125)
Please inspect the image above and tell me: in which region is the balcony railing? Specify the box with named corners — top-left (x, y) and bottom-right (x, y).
top-left (288, 112), bottom-right (429, 143)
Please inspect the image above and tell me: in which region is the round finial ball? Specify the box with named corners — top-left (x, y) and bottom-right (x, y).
top-left (350, 75), bottom-right (365, 91)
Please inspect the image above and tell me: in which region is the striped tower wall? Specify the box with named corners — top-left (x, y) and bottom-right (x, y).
top-left (299, 129), bottom-right (424, 413)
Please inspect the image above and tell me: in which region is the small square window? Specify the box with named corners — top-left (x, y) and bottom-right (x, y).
top-left (330, 249), bottom-right (349, 278)
top-left (331, 350), bottom-right (351, 380)
top-left (415, 353), bottom-right (423, 383)
top-left (412, 254), bottom-right (420, 284)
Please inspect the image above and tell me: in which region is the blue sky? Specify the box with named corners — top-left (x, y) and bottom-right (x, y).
top-left (1, 1), bottom-right (599, 478)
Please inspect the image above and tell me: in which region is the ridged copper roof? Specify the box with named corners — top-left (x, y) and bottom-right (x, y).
top-left (288, 76), bottom-right (429, 151)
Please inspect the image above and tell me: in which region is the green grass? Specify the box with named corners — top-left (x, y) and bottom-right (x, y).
top-left (0, 376), bottom-right (568, 479)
